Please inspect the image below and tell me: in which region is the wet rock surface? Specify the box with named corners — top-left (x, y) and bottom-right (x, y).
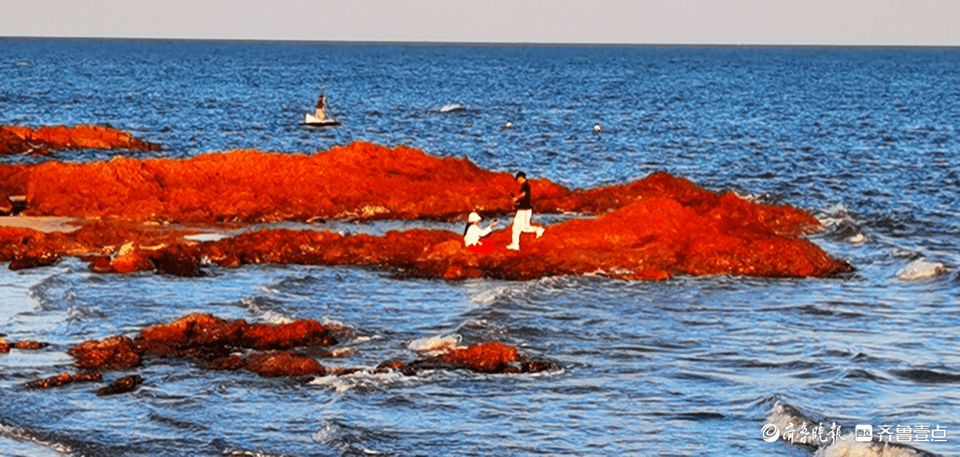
top-left (379, 341), bottom-right (559, 375)
top-left (26, 372), bottom-right (103, 389)
top-left (96, 375), bottom-right (144, 397)
top-left (13, 314), bottom-right (558, 396)
top-left (0, 336), bottom-right (50, 353)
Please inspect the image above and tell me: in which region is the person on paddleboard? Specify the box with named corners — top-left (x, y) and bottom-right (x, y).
top-left (314, 93), bottom-right (327, 121)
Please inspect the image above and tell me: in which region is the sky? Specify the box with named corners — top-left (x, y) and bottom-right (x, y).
top-left (2, 0), bottom-right (960, 46)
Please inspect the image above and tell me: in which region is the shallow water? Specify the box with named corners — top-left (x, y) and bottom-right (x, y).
top-left (1, 40), bottom-right (959, 456)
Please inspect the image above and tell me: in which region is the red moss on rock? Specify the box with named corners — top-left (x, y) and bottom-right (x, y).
top-left (183, 199), bottom-right (849, 280)
top-left (439, 342), bottom-right (522, 373)
top-left (241, 320), bottom-right (337, 350)
top-left (26, 372), bottom-right (102, 389)
top-left (1, 142), bottom-right (631, 223)
top-left (13, 340), bottom-right (49, 350)
top-left (0, 143), bottom-right (850, 280)
top-left (378, 342), bottom-right (558, 375)
top-left (245, 352), bottom-right (326, 377)
top-left (67, 335), bottom-right (142, 370)
top-left (133, 313), bottom-right (337, 361)
top-left (0, 125), bottom-right (160, 156)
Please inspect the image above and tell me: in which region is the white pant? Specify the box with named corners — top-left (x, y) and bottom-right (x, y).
top-left (511, 209), bottom-right (539, 245)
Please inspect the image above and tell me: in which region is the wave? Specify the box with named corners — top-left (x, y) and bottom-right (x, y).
top-left (437, 103), bottom-right (465, 113)
top-left (896, 259), bottom-right (949, 281)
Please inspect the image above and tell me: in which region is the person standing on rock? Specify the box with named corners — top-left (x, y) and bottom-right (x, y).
top-left (506, 171), bottom-right (545, 251)
top-left (464, 212), bottom-right (497, 254)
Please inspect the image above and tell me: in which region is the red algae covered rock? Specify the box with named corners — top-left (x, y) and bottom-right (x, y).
top-left (381, 341), bottom-right (559, 375)
top-left (26, 372), bottom-right (102, 389)
top-left (186, 192), bottom-right (849, 280)
top-left (241, 320), bottom-right (337, 350)
top-left (438, 342), bottom-right (522, 373)
top-left (245, 352), bottom-right (326, 377)
top-left (15, 142), bottom-right (555, 222)
top-left (0, 142), bottom-right (850, 281)
top-left (134, 313), bottom-right (337, 359)
top-left (14, 340), bottom-right (49, 350)
top-left (0, 125), bottom-right (160, 156)
top-left (67, 335), bottom-right (142, 370)
top-left (135, 313), bottom-right (239, 358)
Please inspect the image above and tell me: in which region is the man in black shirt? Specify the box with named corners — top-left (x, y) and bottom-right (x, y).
top-left (506, 171), bottom-right (545, 251)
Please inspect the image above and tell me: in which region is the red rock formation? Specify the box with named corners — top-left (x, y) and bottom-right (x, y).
top-left (134, 313), bottom-right (337, 357)
top-left (4, 142), bottom-right (777, 225)
top-left (13, 340), bottom-right (48, 350)
top-left (96, 374), bottom-right (143, 396)
top-left (0, 125), bottom-right (160, 156)
top-left (439, 342), bottom-right (521, 372)
top-left (67, 335), bottom-right (142, 370)
top-left (0, 142), bottom-right (850, 280)
top-left (67, 314), bottom-right (337, 372)
top-left (377, 342), bottom-right (558, 375)
top-left (59, 313), bottom-right (556, 381)
top-left (0, 193), bottom-right (850, 281)
top-left (26, 372), bottom-right (102, 389)
top-left (245, 352), bottom-right (326, 377)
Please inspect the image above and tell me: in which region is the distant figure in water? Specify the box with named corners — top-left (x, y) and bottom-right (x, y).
top-left (506, 171), bottom-right (545, 251)
top-left (314, 93), bottom-right (327, 120)
top-left (464, 212), bottom-right (497, 254)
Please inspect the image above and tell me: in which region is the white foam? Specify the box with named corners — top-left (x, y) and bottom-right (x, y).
top-left (309, 369), bottom-right (408, 393)
top-left (896, 259), bottom-right (948, 281)
top-left (407, 334), bottom-right (462, 355)
top-left (0, 423), bottom-right (73, 455)
top-left (438, 103), bottom-right (465, 113)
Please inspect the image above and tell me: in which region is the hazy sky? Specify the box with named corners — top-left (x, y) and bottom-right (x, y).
top-left (2, 0), bottom-right (959, 45)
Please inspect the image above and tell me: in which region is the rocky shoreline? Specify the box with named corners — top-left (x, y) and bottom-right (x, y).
top-left (0, 126), bottom-right (853, 281)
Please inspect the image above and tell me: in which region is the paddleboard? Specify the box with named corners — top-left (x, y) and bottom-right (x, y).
top-left (300, 113), bottom-right (341, 127)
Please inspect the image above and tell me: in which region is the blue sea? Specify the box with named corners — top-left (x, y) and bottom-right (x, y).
top-left (1, 39), bottom-right (959, 456)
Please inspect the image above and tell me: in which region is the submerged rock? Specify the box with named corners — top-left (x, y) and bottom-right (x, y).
top-left (96, 375), bottom-right (144, 397)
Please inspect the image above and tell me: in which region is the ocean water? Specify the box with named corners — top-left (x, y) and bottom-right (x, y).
top-left (1, 39), bottom-right (959, 456)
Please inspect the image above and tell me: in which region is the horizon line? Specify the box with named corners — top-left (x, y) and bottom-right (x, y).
top-left (3, 36), bottom-right (959, 49)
